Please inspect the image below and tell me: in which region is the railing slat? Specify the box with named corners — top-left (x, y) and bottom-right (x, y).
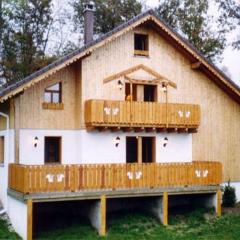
top-left (8, 161), bottom-right (222, 194)
top-left (85, 100), bottom-right (200, 128)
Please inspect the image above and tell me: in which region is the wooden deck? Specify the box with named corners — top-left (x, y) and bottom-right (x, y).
top-left (85, 100), bottom-right (200, 130)
top-left (9, 161), bottom-right (221, 194)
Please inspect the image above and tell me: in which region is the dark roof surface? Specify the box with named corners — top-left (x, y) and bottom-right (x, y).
top-left (0, 9), bottom-right (239, 99)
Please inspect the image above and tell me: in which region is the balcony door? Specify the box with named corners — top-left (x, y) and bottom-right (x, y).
top-left (126, 136), bottom-right (155, 163)
top-left (125, 83), bottom-right (157, 102)
top-left (44, 137), bottom-right (61, 164)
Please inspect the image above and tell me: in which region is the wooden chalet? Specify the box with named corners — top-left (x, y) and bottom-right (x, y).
top-left (0, 6), bottom-right (239, 240)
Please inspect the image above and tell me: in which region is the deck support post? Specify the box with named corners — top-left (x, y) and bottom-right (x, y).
top-left (163, 192), bottom-right (168, 226)
top-left (27, 199), bottom-right (33, 240)
top-left (216, 189), bottom-right (222, 217)
top-left (99, 195), bottom-right (106, 236)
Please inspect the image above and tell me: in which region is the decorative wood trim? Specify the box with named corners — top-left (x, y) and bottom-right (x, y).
top-left (27, 199), bottom-right (33, 240)
top-left (8, 161), bottom-right (222, 194)
top-left (42, 102), bottom-right (64, 110)
top-left (103, 64), bottom-right (177, 89)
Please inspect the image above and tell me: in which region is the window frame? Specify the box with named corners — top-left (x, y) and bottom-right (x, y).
top-left (134, 33), bottom-right (149, 56)
top-left (44, 136), bottom-right (62, 164)
top-left (44, 82), bottom-right (62, 104)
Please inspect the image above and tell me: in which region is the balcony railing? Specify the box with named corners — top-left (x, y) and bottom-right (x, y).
top-left (9, 161), bottom-right (221, 194)
top-left (85, 100), bottom-right (200, 130)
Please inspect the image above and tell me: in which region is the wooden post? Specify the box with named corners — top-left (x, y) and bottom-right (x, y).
top-left (27, 199), bottom-right (33, 240)
top-left (163, 192), bottom-right (168, 226)
top-left (99, 195), bottom-right (106, 236)
top-left (216, 189), bottom-right (222, 217)
top-left (137, 137), bottom-right (142, 164)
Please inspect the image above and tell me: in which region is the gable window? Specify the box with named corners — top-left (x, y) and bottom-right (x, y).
top-left (44, 82), bottom-right (62, 103)
top-left (43, 82), bottom-right (63, 110)
top-left (134, 33), bottom-right (149, 56)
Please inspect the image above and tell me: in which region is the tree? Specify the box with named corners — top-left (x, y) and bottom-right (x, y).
top-left (71, 0), bottom-right (142, 36)
top-left (0, 0), bottom-right (55, 86)
top-left (217, 0), bottom-right (240, 50)
top-left (156, 0), bottom-right (230, 63)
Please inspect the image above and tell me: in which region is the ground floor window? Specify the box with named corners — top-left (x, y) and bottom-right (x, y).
top-left (126, 136), bottom-right (155, 163)
top-left (44, 137), bottom-right (61, 164)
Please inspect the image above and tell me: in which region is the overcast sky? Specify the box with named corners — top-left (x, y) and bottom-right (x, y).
top-left (52, 0), bottom-right (240, 86)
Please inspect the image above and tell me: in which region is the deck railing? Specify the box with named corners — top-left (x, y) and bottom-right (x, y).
top-left (85, 100), bottom-right (200, 129)
top-left (9, 161), bottom-right (222, 194)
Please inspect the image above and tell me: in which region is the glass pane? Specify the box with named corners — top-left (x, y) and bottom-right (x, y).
top-left (44, 92), bottom-right (51, 102)
top-left (46, 83), bottom-right (60, 91)
top-left (53, 93), bottom-right (59, 103)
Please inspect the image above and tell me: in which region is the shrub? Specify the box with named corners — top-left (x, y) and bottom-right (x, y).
top-left (222, 181), bottom-right (236, 207)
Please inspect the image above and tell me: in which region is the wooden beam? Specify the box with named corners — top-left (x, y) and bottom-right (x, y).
top-left (191, 61), bottom-right (201, 69)
top-left (134, 127), bottom-right (144, 132)
top-left (99, 195), bottom-right (107, 236)
top-left (103, 65), bottom-right (144, 83)
top-left (216, 189), bottom-right (222, 217)
top-left (146, 127), bottom-right (156, 132)
top-left (157, 127), bottom-right (167, 132)
top-left (122, 127), bottom-right (133, 132)
top-left (188, 128), bottom-right (198, 133)
top-left (27, 199), bottom-right (33, 240)
top-left (103, 64), bottom-right (177, 89)
top-left (111, 127), bottom-right (121, 132)
top-left (163, 192), bottom-right (168, 226)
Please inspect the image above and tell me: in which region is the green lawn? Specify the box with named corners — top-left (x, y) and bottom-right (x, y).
top-left (1, 209), bottom-right (240, 240)
top-left (0, 217), bottom-right (20, 239)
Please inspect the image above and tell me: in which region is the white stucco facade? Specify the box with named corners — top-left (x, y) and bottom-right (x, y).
top-left (7, 196), bottom-right (27, 240)
top-left (19, 129), bottom-right (192, 165)
top-left (0, 130), bottom-right (14, 209)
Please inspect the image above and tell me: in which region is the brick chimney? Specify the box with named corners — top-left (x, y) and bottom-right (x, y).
top-left (84, 2), bottom-right (94, 45)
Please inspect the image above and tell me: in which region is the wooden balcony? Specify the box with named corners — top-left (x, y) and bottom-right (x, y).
top-left (9, 161), bottom-right (221, 194)
top-left (85, 100), bottom-right (200, 131)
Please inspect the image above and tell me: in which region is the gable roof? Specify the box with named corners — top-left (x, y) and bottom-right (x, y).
top-left (0, 9), bottom-right (239, 103)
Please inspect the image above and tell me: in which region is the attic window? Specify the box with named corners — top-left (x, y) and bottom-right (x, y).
top-left (134, 33), bottom-right (149, 56)
top-left (43, 82), bottom-right (63, 110)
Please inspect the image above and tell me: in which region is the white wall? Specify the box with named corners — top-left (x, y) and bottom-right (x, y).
top-left (19, 129), bottom-right (79, 165)
top-left (19, 129), bottom-right (192, 165)
top-left (7, 196), bottom-right (27, 240)
top-left (80, 131), bottom-right (192, 164)
top-left (0, 130), bottom-right (14, 209)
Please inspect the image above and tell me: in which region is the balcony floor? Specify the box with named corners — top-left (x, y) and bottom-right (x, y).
top-left (8, 185), bottom-right (221, 202)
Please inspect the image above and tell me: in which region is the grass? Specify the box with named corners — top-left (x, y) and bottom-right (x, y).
top-left (1, 208), bottom-right (240, 240)
top-left (0, 216), bottom-right (20, 239)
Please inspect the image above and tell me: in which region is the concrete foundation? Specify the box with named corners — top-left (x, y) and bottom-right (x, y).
top-left (88, 200), bottom-right (101, 232)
